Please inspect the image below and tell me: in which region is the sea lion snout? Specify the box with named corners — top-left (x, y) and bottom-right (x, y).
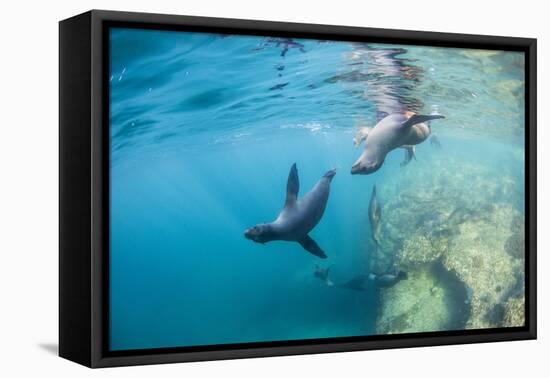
top-left (244, 224), bottom-right (275, 244)
top-left (323, 168), bottom-right (337, 180)
top-left (350, 162), bottom-right (362, 175)
top-left (244, 226), bottom-right (262, 242)
top-left (351, 159), bottom-right (381, 175)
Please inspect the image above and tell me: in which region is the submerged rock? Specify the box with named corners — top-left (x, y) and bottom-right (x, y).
top-left (376, 264), bottom-right (468, 334)
top-left (502, 296), bottom-right (525, 327)
top-left (442, 205), bottom-right (523, 329)
top-left (371, 157), bottom-right (525, 334)
top-left (397, 234), bottom-right (441, 270)
top-left (376, 266), bottom-right (447, 334)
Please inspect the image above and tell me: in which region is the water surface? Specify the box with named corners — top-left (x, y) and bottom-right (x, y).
top-left (109, 28), bottom-right (525, 351)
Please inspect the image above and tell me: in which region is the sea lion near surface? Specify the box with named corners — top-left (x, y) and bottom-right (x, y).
top-left (314, 264), bottom-right (334, 286)
top-left (351, 111), bottom-right (445, 175)
top-left (369, 185), bottom-right (382, 246)
top-left (355, 128), bottom-right (417, 167)
top-left (244, 163), bottom-right (336, 259)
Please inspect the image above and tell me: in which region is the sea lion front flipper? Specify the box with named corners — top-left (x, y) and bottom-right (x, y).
top-left (298, 235), bottom-right (327, 259)
top-left (353, 127), bottom-right (372, 147)
top-left (400, 145), bottom-right (416, 167)
top-left (285, 163), bottom-right (300, 207)
top-left (402, 114), bottom-right (445, 129)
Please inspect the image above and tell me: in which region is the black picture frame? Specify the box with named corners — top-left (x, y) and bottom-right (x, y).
top-left (59, 9), bottom-right (537, 368)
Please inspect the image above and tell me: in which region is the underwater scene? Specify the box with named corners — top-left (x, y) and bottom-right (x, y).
top-left (109, 28), bottom-right (526, 351)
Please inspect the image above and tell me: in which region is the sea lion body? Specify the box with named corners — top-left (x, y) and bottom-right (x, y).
top-left (351, 112), bottom-right (444, 175)
top-left (273, 175), bottom-right (332, 241)
top-left (337, 274), bottom-right (369, 291)
top-left (369, 271), bottom-right (408, 287)
top-left (404, 122), bottom-right (431, 145)
top-left (244, 163), bottom-right (336, 258)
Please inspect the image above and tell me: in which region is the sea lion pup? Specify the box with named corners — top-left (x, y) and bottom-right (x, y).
top-left (369, 185), bottom-right (382, 245)
top-left (368, 270), bottom-right (408, 288)
top-left (314, 264), bottom-right (334, 286)
top-left (244, 163), bottom-right (336, 259)
top-left (351, 111), bottom-right (445, 175)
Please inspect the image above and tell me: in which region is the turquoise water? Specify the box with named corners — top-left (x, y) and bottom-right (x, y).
top-left (109, 28), bottom-right (525, 351)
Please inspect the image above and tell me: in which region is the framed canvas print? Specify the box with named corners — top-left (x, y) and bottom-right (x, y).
top-left (59, 10), bottom-right (536, 368)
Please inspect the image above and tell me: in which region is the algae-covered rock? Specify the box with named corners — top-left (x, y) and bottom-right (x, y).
top-left (506, 214), bottom-right (525, 260)
top-left (371, 156), bottom-right (525, 334)
top-left (376, 266), bottom-right (448, 334)
top-left (502, 296), bottom-right (525, 327)
top-left (376, 263), bottom-right (468, 334)
top-left (442, 205), bottom-right (523, 329)
top-left (397, 234), bottom-right (441, 270)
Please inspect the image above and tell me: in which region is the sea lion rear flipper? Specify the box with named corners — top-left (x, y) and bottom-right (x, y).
top-left (285, 163), bottom-right (300, 207)
top-left (298, 235), bottom-right (327, 259)
top-left (402, 114), bottom-right (445, 129)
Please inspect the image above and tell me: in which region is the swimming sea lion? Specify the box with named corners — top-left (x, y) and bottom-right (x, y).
top-left (244, 163), bottom-right (336, 258)
top-left (351, 112), bottom-right (445, 175)
top-left (337, 274), bottom-right (369, 291)
top-left (314, 264), bottom-right (334, 286)
top-left (369, 185), bottom-right (382, 245)
top-left (368, 270), bottom-right (408, 288)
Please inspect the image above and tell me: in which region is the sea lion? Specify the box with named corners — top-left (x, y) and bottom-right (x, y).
top-left (353, 126), bottom-right (372, 147)
top-left (368, 270), bottom-right (408, 288)
top-left (314, 264), bottom-right (334, 286)
top-left (351, 112), bottom-right (445, 175)
top-left (369, 185), bottom-right (382, 245)
top-left (337, 274), bottom-right (369, 291)
top-left (244, 163), bottom-right (336, 258)
top-left (355, 122), bottom-right (422, 167)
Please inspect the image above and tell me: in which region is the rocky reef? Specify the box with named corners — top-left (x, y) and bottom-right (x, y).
top-left (376, 264), bottom-right (468, 334)
top-left (372, 155), bottom-right (525, 334)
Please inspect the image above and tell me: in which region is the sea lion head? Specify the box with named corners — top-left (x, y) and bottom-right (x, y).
top-left (351, 149), bottom-right (384, 175)
top-left (244, 223), bottom-right (276, 244)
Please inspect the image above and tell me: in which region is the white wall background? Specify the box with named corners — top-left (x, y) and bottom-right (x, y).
top-left (0, 0), bottom-right (546, 376)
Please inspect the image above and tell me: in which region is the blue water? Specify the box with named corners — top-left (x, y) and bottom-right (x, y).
top-left (109, 28), bottom-right (525, 351)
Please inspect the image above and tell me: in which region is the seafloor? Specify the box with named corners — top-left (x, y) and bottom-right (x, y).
top-left (370, 153), bottom-right (525, 334)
